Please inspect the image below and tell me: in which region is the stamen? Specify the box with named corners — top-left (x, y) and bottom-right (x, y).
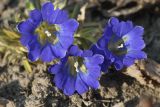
top-left (117, 43), bottom-right (124, 49)
top-left (45, 30), bottom-right (51, 37)
top-left (67, 57), bottom-right (87, 76)
top-left (80, 64), bottom-right (87, 72)
top-left (74, 62), bottom-right (79, 72)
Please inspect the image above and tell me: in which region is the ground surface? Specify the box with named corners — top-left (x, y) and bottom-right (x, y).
top-left (0, 0), bottom-right (160, 107)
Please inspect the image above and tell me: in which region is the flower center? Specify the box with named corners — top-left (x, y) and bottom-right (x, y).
top-left (35, 22), bottom-right (59, 45)
top-left (67, 56), bottom-right (87, 76)
top-left (108, 35), bottom-right (127, 56)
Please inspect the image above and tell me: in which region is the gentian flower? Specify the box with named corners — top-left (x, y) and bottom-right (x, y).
top-left (17, 2), bottom-right (79, 62)
top-left (91, 17), bottom-right (147, 71)
top-left (91, 45), bottom-right (111, 72)
top-left (49, 45), bottom-right (104, 95)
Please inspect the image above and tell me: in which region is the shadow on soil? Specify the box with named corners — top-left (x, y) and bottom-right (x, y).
top-left (0, 80), bottom-right (26, 107)
top-left (100, 71), bottom-right (135, 101)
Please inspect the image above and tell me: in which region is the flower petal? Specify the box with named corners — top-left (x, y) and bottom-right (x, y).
top-left (98, 26), bottom-right (112, 49)
top-left (114, 59), bottom-right (123, 70)
top-left (58, 36), bottom-right (74, 49)
top-left (82, 50), bottom-right (93, 57)
top-left (123, 57), bottom-right (135, 67)
top-left (109, 17), bottom-right (119, 26)
top-left (28, 39), bottom-right (41, 62)
top-left (63, 76), bottom-right (76, 96)
top-left (101, 59), bottom-right (111, 72)
top-left (40, 43), bottom-right (55, 62)
top-left (127, 50), bottom-right (147, 59)
top-left (41, 2), bottom-right (55, 23)
top-left (51, 43), bottom-right (67, 58)
top-left (116, 21), bottom-right (133, 37)
top-left (69, 45), bottom-right (82, 56)
top-left (75, 74), bottom-right (89, 94)
top-left (53, 9), bottom-right (69, 24)
top-left (59, 19), bottom-right (79, 34)
top-left (54, 69), bottom-right (67, 90)
top-left (80, 72), bottom-right (100, 89)
top-left (17, 19), bottom-right (36, 34)
top-left (20, 34), bottom-right (34, 47)
top-left (123, 26), bottom-right (145, 50)
top-left (87, 66), bottom-right (101, 78)
top-left (85, 54), bottom-right (104, 65)
top-left (49, 64), bottom-right (61, 74)
top-left (97, 36), bottom-right (108, 49)
top-left (29, 9), bottom-right (42, 25)
top-left (90, 44), bottom-right (111, 72)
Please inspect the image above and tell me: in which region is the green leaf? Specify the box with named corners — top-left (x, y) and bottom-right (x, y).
top-left (74, 37), bottom-right (92, 49)
top-left (2, 29), bottom-right (20, 39)
top-left (71, 4), bottom-right (81, 18)
top-left (23, 59), bottom-right (32, 73)
top-left (76, 27), bottom-right (102, 43)
top-left (26, 0), bottom-right (35, 10)
top-left (30, 0), bottom-right (41, 10)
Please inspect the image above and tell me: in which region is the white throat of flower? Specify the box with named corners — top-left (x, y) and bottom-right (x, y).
top-left (36, 22), bottom-right (59, 45)
top-left (67, 57), bottom-right (87, 76)
top-left (45, 30), bottom-right (52, 37)
top-left (74, 62), bottom-right (79, 72)
top-left (108, 35), bottom-right (127, 56)
top-left (117, 43), bottom-right (124, 49)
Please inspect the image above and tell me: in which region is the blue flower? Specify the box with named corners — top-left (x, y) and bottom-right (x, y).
top-left (49, 45), bottom-right (104, 95)
top-left (91, 44), bottom-right (111, 72)
top-left (17, 2), bottom-right (79, 62)
top-left (91, 17), bottom-right (147, 71)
